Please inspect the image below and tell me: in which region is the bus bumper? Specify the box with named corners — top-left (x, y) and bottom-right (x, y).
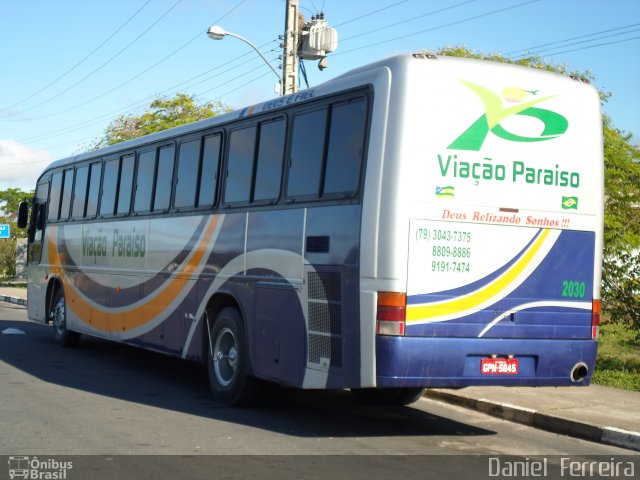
top-left (375, 336), bottom-right (598, 388)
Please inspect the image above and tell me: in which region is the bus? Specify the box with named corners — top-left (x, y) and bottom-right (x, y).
top-left (18, 53), bottom-right (603, 406)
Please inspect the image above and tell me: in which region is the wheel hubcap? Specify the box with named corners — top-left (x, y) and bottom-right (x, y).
top-left (51, 297), bottom-right (65, 335)
top-left (213, 327), bottom-right (238, 387)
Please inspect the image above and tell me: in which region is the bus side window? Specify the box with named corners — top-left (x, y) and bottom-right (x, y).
top-left (71, 165), bottom-right (89, 219)
top-left (253, 119), bottom-right (285, 202)
top-left (117, 154), bottom-right (135, 215)
top-left (47, 172), bottom-right (63, 222)
top-left (85, 162), bottom-right (102, 218)
top-left (198, 134), bottom-right (221, 208)
top-left (175, 139), bottom-right (201, 210)
top-left (225, 126), bottom-right (256, 204)
top-left (59, 168), bottom-right (74, 221)
top-left (153, 145), bottom-right (175, 212)
top-left (33, 204), bottom-right (46, 241)
top-left (134, 150), bottom-right (156, 213)
top-left (287, 108), bottom-right (327, 199)
top-left (323, 98), bottom-right (367, 196)
top-left (100, 158), bottom-right (120, 216)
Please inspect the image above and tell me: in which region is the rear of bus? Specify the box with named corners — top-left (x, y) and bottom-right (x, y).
top-left (366, 54), bottom-right (603, 388)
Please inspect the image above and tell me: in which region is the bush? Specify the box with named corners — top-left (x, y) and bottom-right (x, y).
top-left (0, 238), bottom-right (17, 278)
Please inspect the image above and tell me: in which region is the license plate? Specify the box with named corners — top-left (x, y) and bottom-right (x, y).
top-left (481, 357), bottom-right (519, 375)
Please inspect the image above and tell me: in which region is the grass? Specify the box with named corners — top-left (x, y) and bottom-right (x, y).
top-left (0, 279), bottom-right (27, 288)
top-left (593, 321), bottom-right (640, 392)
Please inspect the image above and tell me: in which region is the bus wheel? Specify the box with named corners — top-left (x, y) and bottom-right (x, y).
top-left (207, 307), bottom-right (260, 406)
top-left (50, 289), bottom-right (80, 347)
top-left (351, 387), bottom-right (424, 406)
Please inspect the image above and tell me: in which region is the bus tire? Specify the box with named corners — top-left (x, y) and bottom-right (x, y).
top-left (394, 387), bottom-right (425, 405)
top-left (351, 387), bottom-right (424, 406)
top-left (207, 307), bottom-right (260, 406)
top-left (50, 288), bottom-right (80, 347)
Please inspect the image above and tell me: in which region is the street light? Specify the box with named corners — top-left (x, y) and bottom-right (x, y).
top-left (207, 25), bottom-right (282, 94)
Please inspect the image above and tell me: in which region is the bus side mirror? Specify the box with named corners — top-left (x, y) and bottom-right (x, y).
top-left (17, 202), bottom-right (29, 229)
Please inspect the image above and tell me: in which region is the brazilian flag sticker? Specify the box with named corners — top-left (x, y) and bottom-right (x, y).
top-left (562, 196), bottom-right (578, 209)
top-left (435, 186), bottom-right (454, 198)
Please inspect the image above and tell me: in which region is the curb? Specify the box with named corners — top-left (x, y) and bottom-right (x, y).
top-left (425, 389), bottom-right (640, 452)
top-left (0, 295), bottom-right (27, 307)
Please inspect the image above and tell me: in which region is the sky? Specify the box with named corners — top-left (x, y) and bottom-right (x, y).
top-left (1, 0), bottom-right (639, 191)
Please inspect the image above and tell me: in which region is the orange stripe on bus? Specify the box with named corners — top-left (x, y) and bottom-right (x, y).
top-left (48, 216), bottom-right (219, 332)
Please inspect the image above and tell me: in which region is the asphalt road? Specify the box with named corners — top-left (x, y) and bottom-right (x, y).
top-left (0, 301), bottom-right (634, 479)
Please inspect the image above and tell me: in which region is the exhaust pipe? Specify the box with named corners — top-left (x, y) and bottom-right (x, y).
top-left (570, 362), bottom-right (589, 383)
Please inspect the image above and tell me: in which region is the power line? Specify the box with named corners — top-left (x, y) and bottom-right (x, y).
top-left (516, 28), bottom-right (640, 57)
top-left (198, 60), bottom-right (276, 97)
top-left (507, 22), bottom-right (640, 56)
top-left (21, 47), bottom-right (273, 145)
top-left (340, 0), bottom-right (478, 43)
top-left (335, 0), bottom-right (540, 57)
top-left (32, 38), bottom-right (276, 122)
top-left (0, 0), bottom-right (153, 114)
top-left (541, 34), bottom-right (640, 57)
top-left (16, 0), bottom-right (183, 116)
top-left (215, 0), bottom-right (249, 23)
top-left (17, 42), bottom-right (277, 149)
top-left (333, 0), bottom-right (411, 28)
top-left (27, 0), bottom-right (251, 122)
top-left (308, 0), bottom-right (320, 14)
top-left (8, 64), bottom-right (276, 161)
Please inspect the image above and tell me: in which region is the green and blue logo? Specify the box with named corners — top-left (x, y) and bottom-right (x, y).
top-left (449, 80), bottom-right (569, 151)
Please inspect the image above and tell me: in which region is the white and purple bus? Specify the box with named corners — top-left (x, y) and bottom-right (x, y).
top-left (18, 53), bottom-right (603, 406)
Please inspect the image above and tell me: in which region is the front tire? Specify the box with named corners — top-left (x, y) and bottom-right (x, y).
top-left (207, 307), bottom-right (260, 406)
top-left (50, 288), bottom-right (80, 347)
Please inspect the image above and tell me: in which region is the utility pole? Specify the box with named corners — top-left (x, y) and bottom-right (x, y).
top-left (280, 0), bottom-right (338, 96)
top-left (281, 0), bottom-right (300, 96)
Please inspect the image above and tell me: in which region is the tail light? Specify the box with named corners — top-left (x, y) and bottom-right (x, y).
top-left (377, 292), bottom-right (406, 336)
top-left (592, 299), bottom-right (601, 339)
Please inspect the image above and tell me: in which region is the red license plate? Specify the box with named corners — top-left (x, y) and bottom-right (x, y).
top-left (481, 357), bottom-right (519, 375)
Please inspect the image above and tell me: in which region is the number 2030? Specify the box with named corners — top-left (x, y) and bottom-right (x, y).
top-left (562, 281), bottom-right (586, 298)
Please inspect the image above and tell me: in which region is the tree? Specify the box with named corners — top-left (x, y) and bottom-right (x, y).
top-left (600, 120), bottom-right (640, 332)
top-left (92, 93), bottom-right (231, 148)
top-left (0, 188), bottom-right (33, 277)
top-left (432, 46), bottom-right (640, 332)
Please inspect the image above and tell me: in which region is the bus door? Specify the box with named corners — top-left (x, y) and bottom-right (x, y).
top-left (26, 181), bottom-right (50, 321)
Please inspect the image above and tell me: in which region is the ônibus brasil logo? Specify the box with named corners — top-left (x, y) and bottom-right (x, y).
top-left (448, 79), bottom-right (569, 151)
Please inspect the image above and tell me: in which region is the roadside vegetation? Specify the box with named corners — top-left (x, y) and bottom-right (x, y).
top-left (594, 321), bottom-right (640, 391)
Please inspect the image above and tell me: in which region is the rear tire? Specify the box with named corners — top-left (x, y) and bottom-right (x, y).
top-left (50, 288), bottom-right (80, 347)
top-left (351, 387), bottom-right (424, 406)
top-left (207, 307), bottom-right (260, 406)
